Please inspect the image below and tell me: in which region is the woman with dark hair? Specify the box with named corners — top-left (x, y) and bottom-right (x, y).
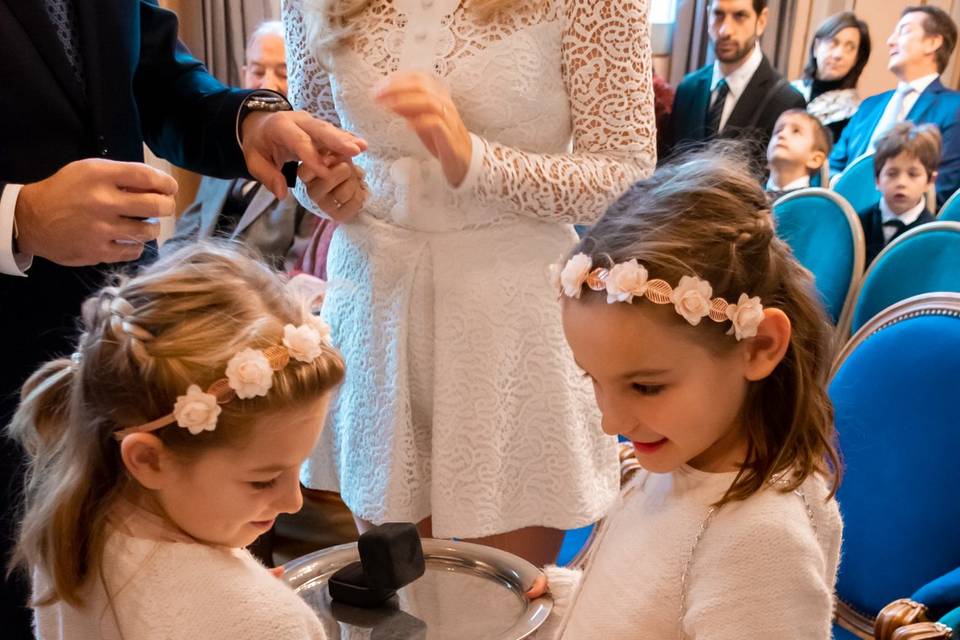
top-left (792, 12), bottom-right (871, 141)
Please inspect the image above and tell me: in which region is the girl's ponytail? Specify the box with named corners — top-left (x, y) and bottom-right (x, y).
top-left (8, 359), bottom-right (76, 458)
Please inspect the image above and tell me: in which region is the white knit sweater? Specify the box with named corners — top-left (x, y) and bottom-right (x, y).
top-left (538, 465), bottom-right (843, 640)
top-left (33, 506), bottom-right (326, 640)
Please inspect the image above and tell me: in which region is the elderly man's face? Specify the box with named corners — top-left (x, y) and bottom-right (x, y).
top-left (242, 33), bottom-right (287, 96)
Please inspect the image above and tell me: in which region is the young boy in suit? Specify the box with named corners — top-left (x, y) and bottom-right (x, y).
top-left (860, 122), bottom-right (941, 265)
top-left (766, 109), bottom-right (833, 200)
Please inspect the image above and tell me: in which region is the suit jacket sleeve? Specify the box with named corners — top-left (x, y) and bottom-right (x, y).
top-left (934, 103), bottom-right (960, 205)
top-left (133, 1), bottom-right (252, 178)
top-left (829, 104), bottom-right (864, 176)
top-left (664, 78), bottom-right (693, 160)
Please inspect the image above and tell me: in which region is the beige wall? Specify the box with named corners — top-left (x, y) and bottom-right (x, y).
top-left (785, 0), bottom-right (960, 97)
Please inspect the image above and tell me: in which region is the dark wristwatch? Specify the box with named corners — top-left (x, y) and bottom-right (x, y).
top-left (237, 91), bottom-right (293, 141)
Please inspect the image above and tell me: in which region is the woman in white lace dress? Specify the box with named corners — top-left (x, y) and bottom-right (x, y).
top-left (282, 0), bottom-right (656, 563)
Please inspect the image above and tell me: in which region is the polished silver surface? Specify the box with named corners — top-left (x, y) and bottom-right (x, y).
top-left (284, 538), bottom-right (553, 639)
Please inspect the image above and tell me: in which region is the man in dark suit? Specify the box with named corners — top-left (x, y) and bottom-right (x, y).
top-left (0, 1), bottom-right (365, 632)
top-left (666, 0), bottom-right (806, 169)
top-left (830, 6), bottom-right (960, 206)
top-left (164, 21), bottom-right (319, 271)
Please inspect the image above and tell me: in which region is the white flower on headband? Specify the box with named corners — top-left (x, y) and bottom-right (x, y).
top-left (172, 385), bottom-right (221, 435)
top-left (226, 348), bottom-right (274, 399)
top-left (670, 276), bottom-right (713, 326)
top-left (560, 253), bottom-right (592, 298)
top-left (305, 315), bottom-right (332, 344)
top-left (605, 259), bottom-right (649, 304)
top-left (726, 294), bottom-right (765, 340)
top-left (283, 323), bottom-right (323, 362)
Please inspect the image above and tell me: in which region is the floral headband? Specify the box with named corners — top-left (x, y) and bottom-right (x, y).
top-left (550, 253), bottom-right (765, 341)
top-left (113, 319), bottom-right (332, 440)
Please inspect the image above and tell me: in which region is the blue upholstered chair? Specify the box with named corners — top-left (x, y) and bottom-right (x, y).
top-left (772, 188), bottom-right (865, 324)
top-left (939, 189), bottom-right (960, 222)
top-left (841, 221), bottom-right (960, 336)
top-left (830, 293), bottom-right (960, 640)
top-left (831, 152), bottom-right (881, 214)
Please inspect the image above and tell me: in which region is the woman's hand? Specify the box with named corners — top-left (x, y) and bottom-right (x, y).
top-left (374, 71), bottom-right (473, 187)
top-left (300, 159), bottom-right (367, 223)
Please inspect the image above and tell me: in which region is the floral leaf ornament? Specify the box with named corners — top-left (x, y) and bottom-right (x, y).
top-left (606, 259), bottom-right (649, 304)
top-left (550, 255), bottom-right (766, 341)
top-left (226, 348), bottom-right (274, 399)
top-left (172, 385), bottom-right (222, 435)
top-left (283, 323), bottom-right (324, 362)
top-left (725, 293), bottom-right (765, 340)
top-left (670, 275), bottom-right (713, 326)
top-left (113, 321), bottom-right (332, 440)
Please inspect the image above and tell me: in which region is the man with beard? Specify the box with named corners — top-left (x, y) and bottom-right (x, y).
top-left (665, 0), bottom-right (805, 170)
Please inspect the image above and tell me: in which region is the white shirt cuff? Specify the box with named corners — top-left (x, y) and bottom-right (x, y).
top-left (0, 184), bottom-right (32, 276)
top-left (450, 132), bottom-right (485, 195)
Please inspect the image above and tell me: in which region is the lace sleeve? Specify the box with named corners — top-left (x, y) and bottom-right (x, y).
top-left (282, 0), bottom-right (343, 216)
top-left (282, 0), bottom-right (342, 126)
top-left (470, 0), bottom-right (656, 225)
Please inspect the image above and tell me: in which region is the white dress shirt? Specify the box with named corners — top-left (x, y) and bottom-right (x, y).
top-left (710, 44), bottom-right (764, 132)
top-left (879, 196), bottom-right (926, 242)
top-left (766, 175), bottom-right (811, 192)
top-left (868, 73), bottom-right (940, 149)
top-left (0, 184), bottom-right (30, 276)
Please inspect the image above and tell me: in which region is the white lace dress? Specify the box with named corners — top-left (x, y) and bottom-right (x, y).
top-left (283, 0), bottom-right (656, 537)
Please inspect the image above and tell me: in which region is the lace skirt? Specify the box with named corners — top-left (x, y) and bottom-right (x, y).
top-left (301, 214), bottom-right (619, 538)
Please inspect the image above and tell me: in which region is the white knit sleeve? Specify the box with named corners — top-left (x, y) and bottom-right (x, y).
top-left (282, 0), bottom-right (343, 217)
top-left (529, 565), bottom-right (583, 640)
top-left (680, 498), bottom-right (839, 640)
top-left (465, 0), bottom-right (656, 225)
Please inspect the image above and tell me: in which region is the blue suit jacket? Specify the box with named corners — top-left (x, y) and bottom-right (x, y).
top-left (829, 78), bottom-right (960, 205)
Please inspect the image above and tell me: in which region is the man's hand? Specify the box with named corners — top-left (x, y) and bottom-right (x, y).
top-left (241, 110), bottom-right (368, 200)
top-left (15, 158), bottom-right (177, 266)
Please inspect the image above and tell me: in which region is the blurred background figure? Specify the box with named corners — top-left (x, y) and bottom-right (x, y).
top-left (791, 12), bottom-right (871, 142)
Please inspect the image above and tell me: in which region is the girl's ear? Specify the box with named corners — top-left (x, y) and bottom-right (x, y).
top-left (741, 308), bottom-right (792, 382)
top-left (120, 433), bottom-right (177, 490)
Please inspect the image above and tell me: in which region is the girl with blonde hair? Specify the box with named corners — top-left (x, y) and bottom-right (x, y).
top-left (8, 243), bottom-right (343, 639)
top-left (283, 0), bottom-right (656, 564)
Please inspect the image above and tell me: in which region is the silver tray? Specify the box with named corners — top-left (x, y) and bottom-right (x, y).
top-left (283, 538), bottom-right (553, 639)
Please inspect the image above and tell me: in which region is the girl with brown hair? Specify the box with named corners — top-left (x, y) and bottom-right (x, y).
top-left (8, 243), bottom-right (344, 639)
top-left (530, 147), bottom-right (843, 639)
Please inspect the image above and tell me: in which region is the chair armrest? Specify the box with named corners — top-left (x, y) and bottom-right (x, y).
top-left (876, 599), bottom-right (931, 640)
top-left (891, 622), bottom-right (954, 640)
top-left (836, 597), bottom-right (877, 639)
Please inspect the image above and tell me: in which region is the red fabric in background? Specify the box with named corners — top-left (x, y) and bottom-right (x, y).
top-left (292, 218), bottom-right (338, 281)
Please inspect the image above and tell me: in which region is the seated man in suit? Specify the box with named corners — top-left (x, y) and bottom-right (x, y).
top-left (766, 109), bottom-right (832, 200)
top-left (830, 6), bottom-right (960, 206)
top-left (666, 0), bottom-right (806, 170)
top-left (165, 21), bottom-right (317, 271)
top-left (859, 122), bottom-right (940, 266)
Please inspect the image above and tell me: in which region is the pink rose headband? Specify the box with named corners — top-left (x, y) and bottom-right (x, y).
top-left (550, 253), bottom-right (765, 341)
top-left (112, 318), bottom-right (333, 440)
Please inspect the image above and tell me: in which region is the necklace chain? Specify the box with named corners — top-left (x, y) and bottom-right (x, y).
top-left (676, 482), bottom-right (818, 638)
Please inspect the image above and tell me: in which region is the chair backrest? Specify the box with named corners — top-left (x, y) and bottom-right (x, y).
top-left (830, 292), bottom-right (960, 627)
top-left (772, 188), bottom-right (865, 323)
top-left (832, 152), bottom-right (881, 214)
top-left (843, 221), bottom-right (960, 335)
top-left (939, 189), bottom-right (960, 221)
